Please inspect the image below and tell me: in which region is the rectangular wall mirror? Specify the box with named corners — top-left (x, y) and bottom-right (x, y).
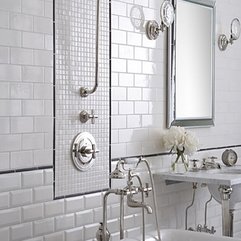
top-left (167, 0), bottom-right (215, 127)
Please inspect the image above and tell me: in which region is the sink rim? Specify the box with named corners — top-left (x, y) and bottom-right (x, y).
top-left (205, 166), bottom-right (241, 175)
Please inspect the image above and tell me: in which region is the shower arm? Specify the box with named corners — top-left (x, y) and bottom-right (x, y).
top-left (80, 0), bottom-right (100, 97)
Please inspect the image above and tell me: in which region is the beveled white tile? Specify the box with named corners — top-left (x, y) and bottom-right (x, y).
top-left (34, 218), bottom-right (54, 236)
top-left (55, 214), bottom-right (75, 231)
top-left (10, 48), bottom-right (33, 65)
top-left (10, 117), bottom-right (34, 133)
top-left (10, 13), bottom-right (33, 31)
top-left (10, 83), bottom-right (33, 99)
top-left (0, 29), bottom-right (21, 47)
top-left (10, 189), bottom-right (32, 207)
top-left (119, 101), bottom-right (134, 114)
top-left (0, 0), bottom-right (21, 12)
top-left (0, 117), bottom-right (10, 134)
top-left (0, 100), bottom-right (21, 116)
top-left (0, 46), bottom-right (9, 64)
top-left (22, 203), bottom-right (44, 222)
top-left (22, 170), bottom-right (44, 188)
top-left (33, 17), bottom-right (52, 34)
top-left (0, 208), bottom-right (21, 227)
top-left (22, 0), bottom-right (45, 16)
top-left (11, 222), bottom-right (32, 241)
top-left (22, 66), bottom-right (44, 82)
top-left (33, 186), bottom-right (53, 203)
top-left (65, 227), bottom-right (84, 241)
top-left (22, 133), bottom-right (44, 150)
top-left (23, 32), bottom-right (45, 49)
top-left (44, 200), bottom-right (64, 218)
top-left (10, 151), bottom-right (33, 170)
top-left (0, 227), bottom-right (9, 241)
top-left (112, 87), bottom-right (127, 100)
top-left (0, 135), bottom-right (21, 152)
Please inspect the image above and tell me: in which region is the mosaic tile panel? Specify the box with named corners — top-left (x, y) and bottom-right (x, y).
top-left (55, 0), bottom-right (110, 197)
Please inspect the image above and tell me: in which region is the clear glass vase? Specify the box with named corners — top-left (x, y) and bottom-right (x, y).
top-left (171, 153), bottom-right (188, 174)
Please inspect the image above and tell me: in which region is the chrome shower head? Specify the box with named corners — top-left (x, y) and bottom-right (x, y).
top-left (110, 161), bottom-right (126, 179)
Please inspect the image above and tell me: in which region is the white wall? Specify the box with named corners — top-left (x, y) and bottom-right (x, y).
top-left (111, 0), bottom-right (241, 156)
top-left (1, 0), bottom-right (241, 240)
top-left (0, 0), bottom-right (53, 171)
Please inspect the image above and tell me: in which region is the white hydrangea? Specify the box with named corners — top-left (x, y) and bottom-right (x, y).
top-left (162, 126), bottom-right (199, 156)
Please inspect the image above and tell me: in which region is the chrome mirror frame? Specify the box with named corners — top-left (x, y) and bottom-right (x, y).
top-left (167, 0), bottom-right (216, 128)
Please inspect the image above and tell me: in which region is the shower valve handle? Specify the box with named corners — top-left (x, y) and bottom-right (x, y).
top-left (80, 144), bottom-right (99, 159)
top-left (80, 110), bottom-right (98, 124)
top-left (91, 144), bottom-right (99, 159)
top-left (89, 110), bottom-right (98, 124)
top-left (143, 183), bottom-right (152, 198)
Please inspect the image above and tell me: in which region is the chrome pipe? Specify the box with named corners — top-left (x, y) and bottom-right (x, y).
top-left (141, 190), bottom-right (145, 241)
top-left (128, 173), bottom-right (146, 241)
top-left (102, 189), bottom-right (118, 241)
top-left (185, 182), bottom-right (197, 230)
top-left (120, 193), bottom-right (124, 239)
top-left (80, 0), bottom-right (100, 97)
top-left (204, 195), bottom-right (212, 227)
top-left (138, 157), bottom-right (161, 241)
top-left (230, 209), bottom-right (234, 237)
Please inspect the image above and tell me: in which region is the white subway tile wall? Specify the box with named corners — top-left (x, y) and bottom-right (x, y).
top-left (0, 0), bottom-right (53, 171)
top-left (111, 0), bottom-right (241, 158)
top-left (1, 156), bottom-right (241, 240)
top-left (0, 0), bottom-right (241, 241)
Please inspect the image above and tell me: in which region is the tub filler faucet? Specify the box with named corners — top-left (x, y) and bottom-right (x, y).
top-left (96, 157), bottom-right (161, 241)
top-left (126, 170), bottom-right (153, 214)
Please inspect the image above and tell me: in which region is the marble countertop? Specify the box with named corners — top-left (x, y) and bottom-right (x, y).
top-left (154, 165), bottom-right (241, 186)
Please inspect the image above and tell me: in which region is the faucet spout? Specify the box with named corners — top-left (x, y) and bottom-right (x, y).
top-left (127, 194), bottom-right (153, 214)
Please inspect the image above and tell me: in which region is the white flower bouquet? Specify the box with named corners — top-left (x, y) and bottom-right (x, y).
top-left (162, 126), bottom-right (199, 172)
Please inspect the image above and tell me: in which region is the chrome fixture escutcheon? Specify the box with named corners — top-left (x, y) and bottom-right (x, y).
top-left (146, 20), bottom-right (160, 40)
top-left (80, 110), bottom-right (98, 124)
top-left (71, 132), bottom-right (99, 171)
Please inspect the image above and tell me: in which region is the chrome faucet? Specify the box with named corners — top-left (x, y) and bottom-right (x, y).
top-left (126, 170), bottom-right (153, 215)
top-left (127, 194), bottom-right (153, 214)
top-left (202, 156), bottom-right (221, 170)
top-left (196, 224), bottom-right (216, 234)
top-left (96, 157), bottom-right (161, 241)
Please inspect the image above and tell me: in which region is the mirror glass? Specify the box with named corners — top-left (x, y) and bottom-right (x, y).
top-left (167, 0), bottom-right (215, 127)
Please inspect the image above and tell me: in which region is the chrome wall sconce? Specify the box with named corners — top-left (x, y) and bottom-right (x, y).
top-left (146, 0), bottom-right (175, 40)
top-left (218, 18), bottom-right (241, 51)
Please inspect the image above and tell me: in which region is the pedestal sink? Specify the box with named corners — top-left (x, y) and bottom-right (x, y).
top-left (207, 167), bottom-right (241, 237)
top-left (155, 165), bottom-right (241, 237)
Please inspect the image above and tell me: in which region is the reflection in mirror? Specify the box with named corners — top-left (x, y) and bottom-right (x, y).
top-left (167, 0), bottom-right (215, 127)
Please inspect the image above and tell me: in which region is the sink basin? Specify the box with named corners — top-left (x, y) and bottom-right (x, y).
top-left (207, 167), bottom-right (241, 209)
